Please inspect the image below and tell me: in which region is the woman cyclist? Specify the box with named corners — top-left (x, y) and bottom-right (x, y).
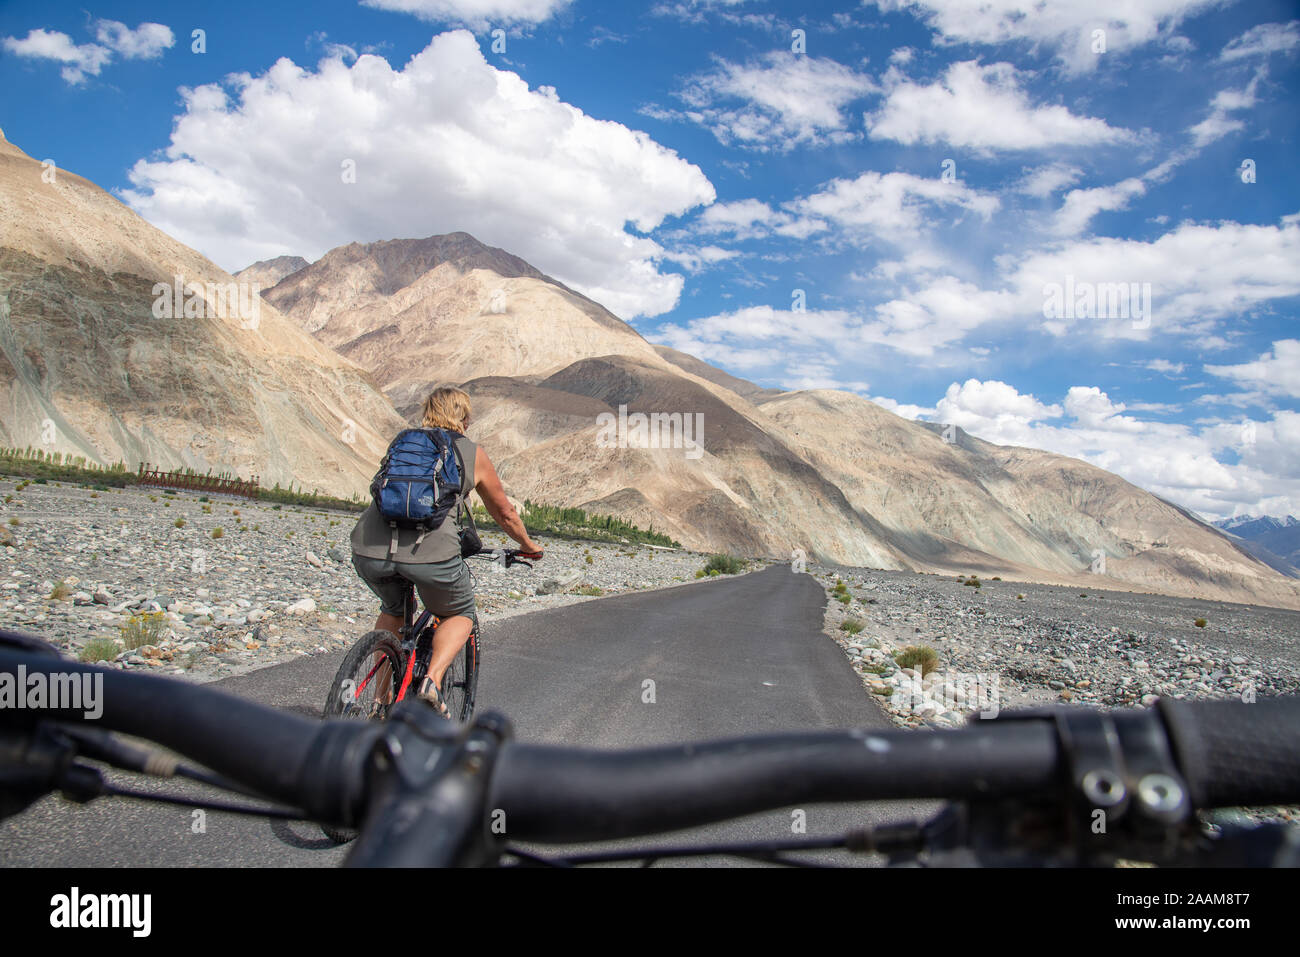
top-left (349, 386), bottom-right (542, 717)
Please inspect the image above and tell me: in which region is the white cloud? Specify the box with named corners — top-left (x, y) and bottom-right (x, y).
top-left (359, 0), bottom-right (573, 28)
top-left (673, 52), bottom-right (877, 150)
top-left (661, 244), bottom-right (739, 272)
top-left (1219, 20), bottom-right (1300, 62)
top-left (1052, 177), bottom-right (1147, 236)
top-left (918, 378), bottom-right (1300, 517)
top-left (1017, 163), bottom-right (1084, 197)
top-left (867, 61), bottom-right (1135, 154)
top-left (868, 0), bottom-right (1222, 73)
top-left (934, 378), bottom-right (1063, 436)
top-left (870, 396), bottom-right (934, 419)
top-left (120, 31), bottom-right (714, 319)
top-left (2, 28), bottom-right (111, 84)
top-left (790, 170), bottom-right (1000, 234)
top-left (94, 20), bottom-right (174, 59)
top-left (1205, 340), bottom-right (1300, 397)
top-left (1145, 359), bottom-right (1185, 375)
top-left (2, 21), bottom-right (173, 84)
top-left (1188, 75), bottom-right (1261, 147)
top-left (696, 171), bottom-right (999, 248)
top-left (701, 215), bottom-right (1300, 361)
top-left (696, 198), bottom-right (787, 239)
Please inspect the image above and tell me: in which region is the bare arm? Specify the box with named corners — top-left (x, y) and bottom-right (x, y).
top-left (474, 446), bottom-right (542, 555)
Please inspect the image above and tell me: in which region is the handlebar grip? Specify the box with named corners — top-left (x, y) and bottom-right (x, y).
top-left (1158, 696), bottom-right (1300, 810)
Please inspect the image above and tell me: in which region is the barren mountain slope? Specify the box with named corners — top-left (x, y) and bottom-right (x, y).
top-left (0, 130), bottom-right (405, 496)
top-left (459, 358), bottom-right (904, 564)
top-left (262, 234), bottom-right (677, 411)
top-left (652, 344), bottom-right (783, 401)
top-left (234, 255), bottom-right (310, 290)
top-left (758, 389), bottom-right (1300, 607)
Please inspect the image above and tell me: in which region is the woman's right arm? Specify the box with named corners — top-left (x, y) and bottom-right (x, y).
top-left (474, 446), bottom-right (542, 555)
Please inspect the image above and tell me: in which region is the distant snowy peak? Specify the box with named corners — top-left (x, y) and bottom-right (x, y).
top-left (1215, 515), bottom-right (1299, 536)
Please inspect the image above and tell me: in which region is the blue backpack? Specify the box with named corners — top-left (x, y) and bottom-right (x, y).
top-left (370, 428), bottom-right (465, 534)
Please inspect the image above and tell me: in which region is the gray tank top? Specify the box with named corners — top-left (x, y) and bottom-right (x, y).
top-left (350, 433), bottom-right (477, 563)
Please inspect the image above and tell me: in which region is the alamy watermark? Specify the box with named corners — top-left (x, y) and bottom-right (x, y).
top-left (0, 665), bottom-right (103, 719)
top-left (595, 404), bottom-right (704, 460)
top-left (1042, 276), bottom-right (1152, 329)
top-left (893, 671), bottom-right (1001, 719)
top-left (152, 275), bottom-right (261, 330)
top-left (50, 887), bottom-right (150, 937)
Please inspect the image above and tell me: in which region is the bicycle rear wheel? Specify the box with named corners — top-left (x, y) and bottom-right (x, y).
top-left (320, 629), bottom-right (404, 843)
top-left (437, 624), bottom-right (479, 723)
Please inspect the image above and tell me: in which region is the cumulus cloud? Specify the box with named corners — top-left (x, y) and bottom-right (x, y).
top-left (867, 61), bottom-right (1135, 154)
top-left (1205, 340), bottom-right (1300, 398)
top-left (94, 20), bottom-right (174, 59)
top-left (1188, 75), bottom-right (1261, 147)
top-left (1219, 20), bottom-right (1300, 62)
top-left (359, 0), bottom-right (574, 28)
top-left (934, 379), bottom-right (1063, 436)
top-left (696, 171), bottom-right (998, 250)
top-left (664, 52), bottom-right (877, 150)
top-left (867, 0), bottom-right (1222, 73)
top-left (920, 378), bottom-right (1300, 517)
top-left (2, 20), bottom-right (173, 84)
top-left (1017, 163), bottom-right (1084, 197)
top-left (3, 28), bottom-right (112, 84)
top-left (120, 31), bottom-right (714, 319)
top-left (1051, 177), bottom-right (1148, 236)
top-left (681, 214), bottom-right (1300, 365)
top-left (1145, 359), bottom-right (1186, 375)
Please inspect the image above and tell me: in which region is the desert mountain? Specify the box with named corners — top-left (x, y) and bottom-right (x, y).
top-left (261, 233), bottom-right (669, 414)
top-left (265, 230), bottom-right (1300, 610)
top-left (234, 255), bottom-right (310, 290)
top-left (653, 344), bottom-right (783, 401)
top-left (1212, 515), bottom-right (1300, 577)
top-left (0, 129), bottom-right (405, 497)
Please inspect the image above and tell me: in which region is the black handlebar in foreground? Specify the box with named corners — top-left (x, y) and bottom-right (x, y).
top-left (2, 634), bottom-right (1299, 865)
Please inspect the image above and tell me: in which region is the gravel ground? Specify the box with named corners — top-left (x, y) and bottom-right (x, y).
top-left (3, 479), bottom-right (1295, 830)
top-left (811, 561), bottom-right (1300, 827)
top-left (0, 479), bottom-right (715, 681)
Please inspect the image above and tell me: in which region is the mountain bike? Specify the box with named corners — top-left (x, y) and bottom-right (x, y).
top-left (2, 627), bottom-right (1297, 867)
top-left (319, 547), bottom-right (536, 842)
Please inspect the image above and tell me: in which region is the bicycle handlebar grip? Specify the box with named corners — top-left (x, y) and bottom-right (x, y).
top-left (1158, 696), bottom-right (1300, 810)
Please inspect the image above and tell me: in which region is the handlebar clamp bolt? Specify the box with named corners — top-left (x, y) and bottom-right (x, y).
top-left (1081, 769), bottom-right (1126, 807)
top-left (1136, 774), bottom-right (1185, 814)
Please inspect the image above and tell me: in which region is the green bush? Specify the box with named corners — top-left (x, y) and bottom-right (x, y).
top-left (174, 517), bottom-right (185, 528)
top-left (1194, 618), bottom-right (1207, 628)
top-left (211, 527), bottom-right (224, 539)
top-left (703, 554), bottom-right (745, 575)
top-left (79, 638), bottom-right (119, 664)
top-left (840, 618), bottom-right (865, 635)
top-left (119, 611), bottom-right (166, 650)
top-left (894, 645), bottom-right (940, 677)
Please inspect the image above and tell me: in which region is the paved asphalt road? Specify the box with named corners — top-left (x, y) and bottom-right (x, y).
top-left (1, 565), bottom-right (933, 867)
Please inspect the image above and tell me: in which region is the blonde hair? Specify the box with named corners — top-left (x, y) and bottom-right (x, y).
top-left (420, 386), bottom-right (471, 432)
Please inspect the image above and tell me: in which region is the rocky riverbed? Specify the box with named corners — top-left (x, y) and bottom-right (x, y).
top-left (0, 480), bottom-right (710, 681)
top-left (812, 561), bottom-right (1300, 827)
top-left (3, 479), bottom-right (1296, 831)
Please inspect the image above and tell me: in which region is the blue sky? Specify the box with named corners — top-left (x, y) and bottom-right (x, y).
top-left (2, 0), bottom-right (1298, 521)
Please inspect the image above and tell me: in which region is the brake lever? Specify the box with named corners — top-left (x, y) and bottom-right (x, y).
top-left (0, 723), bottom-right (104, 820)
